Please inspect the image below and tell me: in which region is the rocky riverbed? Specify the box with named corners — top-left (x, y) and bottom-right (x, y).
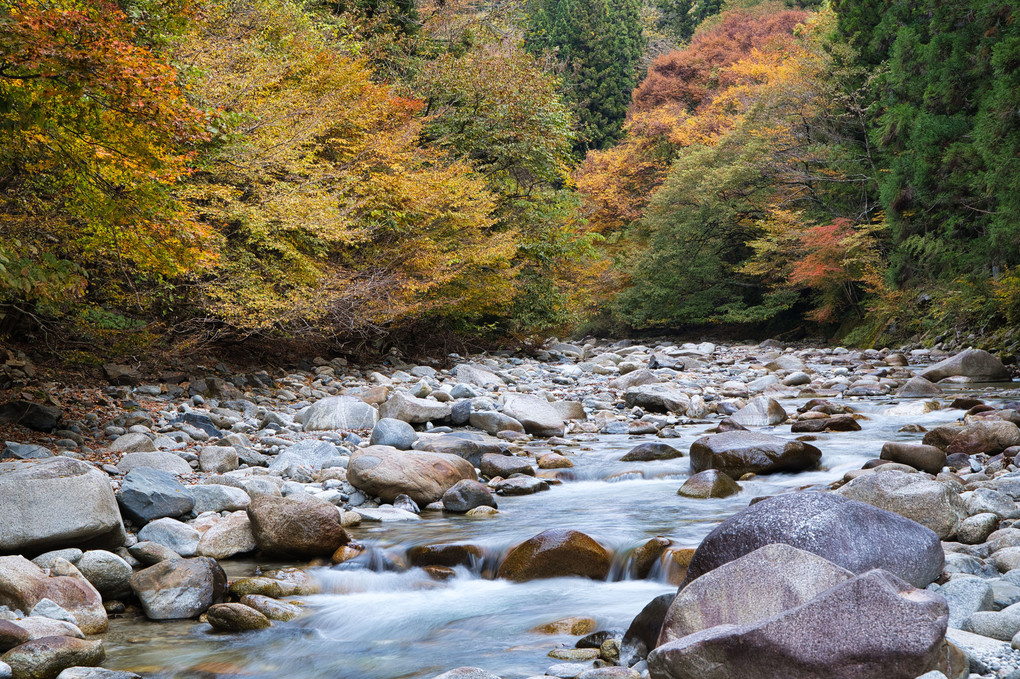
top-left (1, 339), bottom-right (1020, 679)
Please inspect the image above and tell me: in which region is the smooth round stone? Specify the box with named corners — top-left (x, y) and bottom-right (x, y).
top-left (205, 603), bottom-right (271, 632)
top-left (677, 470), bottom-right (740, 499)
top-left (369, 418), bottom-right (417, 450)
top-left (239, 595), bottom-right (301, 622)
top-left (548, 648), bottom-right (599, 661)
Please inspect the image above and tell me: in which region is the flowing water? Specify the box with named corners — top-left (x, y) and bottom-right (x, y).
top-left (103, 386), bottom-right (1018, 679)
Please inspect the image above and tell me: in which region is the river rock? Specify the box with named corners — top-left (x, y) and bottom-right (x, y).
top-left (430, 668), bottom-right (501, 679)
top-left (0, 623), bottom-right (29, 652)
top-left (681, 491), bottom-right (944, 588)
top-left (55, 670), bottom-right (140, 679)
top-left (205, 603), bottom-right (271, 632)
top-left (622, 594), bottom-right (674, 664)
top-left (108, 434), bottom-right (157, 454)
top-left (648, 569), bottom-right (948, 679)
top-left (620, 443), bottom-right (682, 462)
top-left (239, 595), bottom-right (301, 622)
top-left (946, 420), bottom-right (1020, 455)
top-left (492, 476), bottom-right (549, 495)
top-left (73, 552), bottom-right (132, 601)
top-left (897, 376), bottom-right (943, 397)
top-left (116, 468), bottom-right (194, 526)
top-left (728, 396), bottom-right (787, 427)
top-left (609, 369), bottom-right (659, 391)
top-left (919, 349), bottom-right (1010, 383)
top-left (880, 442), bottom-right (947, 474)
top-left (0, 458), bottom-right (125, 554)
top-left (246, 495), bottom-right (348, 558)
top-left (0, 401), bottom-right (62, 433)
top-left (835, 470), bottom-right (966, 539)
top-left (127, 541), bottom-right (180, 565)
top-left (454, 364), bottom-right (505, 388)
top-left (268, 440), bottom-right (345, 480)
top-left (658, 544), bottom-right (855, 646)
top-left (198, 446), bottom-right (238, 474)
top-left (196, 511), bottom-right (256, 559)
top-left (129, 557), bottom-right (226, 620)
top-left (300, 396), bottom-right (378, 431)
top-left (379, 392), bottom-right (451, 424)
top-left (676, 470), bottom-right (740, 499)
top-left (189, 485), bottom-right (250, 514)
top-left (116, 452), bottom-right (191, 475)
top-left (137, 518), bottom-right (200, 557)
top-left (468, 412), bottom-right (525, 436)
top-left (0, 637), bottom-right (104, 679)
top-left (370, 418), bottom-right (417, 450)
top-left (932, 576), bottom-right (994, 629)
top-left (407, 544), bottom-right (484, 569)
top-left (416, 437), bottom-right (503, 468)
top-left (0, 443), bottom-right (51, 461)
top-left (0, 557), bottom-right (106, 634)
top-left (501, 394), bottom-right (565, 437)
top-left (347, 446), bottom-right (477, 505)
top-left (688, 431), bottom-right (821, 477)
top-left (442, 480), bottom-right (497, 513)
top-left (623, 386), bottom-right (690, 415)
top-left (480, 453), bottom-right (535, 478)
top-left (496, 529), bottom-right (611, 582)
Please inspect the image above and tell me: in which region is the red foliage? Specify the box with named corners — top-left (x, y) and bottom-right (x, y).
top-left (631, 6), bottom-right (809, 114)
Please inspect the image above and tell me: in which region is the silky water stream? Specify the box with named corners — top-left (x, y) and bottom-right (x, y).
top-left (103, 387), bottom-right (1017, 679)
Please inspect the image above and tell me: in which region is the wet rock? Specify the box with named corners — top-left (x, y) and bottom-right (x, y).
top-left (246, 495), bottom-right (348, 558)
top-left (205, 603), bottom-right (271, 632)
top-left (676, 470), bottom-right (740, 499)
top-left (55, 670), bottom-right (140, 679)
top-left (0, 557), bottom-right (106, 634)
top-left (946, 420), bottom-right (1020, 455)
top-left (620, 443), bottom-right (682, 462)
top-left (442, 480), bottom-right (497, 513)
top-left (576, 670), bottom-right (639, 679)
top-left (129, 557), bottom-right (226, 620)
top-left (116, 468), bottom-right (194, 526)
top-left (370, 418), bottom-right (417, 450)
top-left (347, 446), bottom-right (477, 505)
top-left (623, 386), bottom-right (690, 415)
top-left (501, 394), bottom-right (565, 437)
top-left (480, 454), bottom-right (535, 478)
top-left (299, 396), bottom-right (377, 431)
top-left (407, 544), bottom-right (484, 569)
top-left (189, 485), bottom-right (250, 514)
top-left (897, 376), bottom-right (943, 397)
top-left (681, 491), bottom-right (945, 588)
top-left (238, 595), bottom-right (300, 622)
top-left (688, 431), bottom-right (821, 478)
top-left (496, 529), bottom-right (610, 582)
top-left (137, 518), bottom-right (200, 557)
top-left (0, 637), bottom-right (104, 679)
top-left (880, 442), bottom-right (947, 474)
top-left (0, 458), bottom-right (125, 554)
top-left (729, 396), bottom-right (787, 427)
top-left (73, 552), bottom-right (132, 601)
top-left (416, 437), bottom-right (503, 468)
top-left (835, 469), bottom-right (966, 539)
top-left (534, 617), bottom-right (598, 635)
top-left (379, 392), bottom-right (451, 424)
top-left (492, 476), bottom-right (549, 496)
top-left (8, 619), bottom-right (82, 642)
top-left (538, 453), bottom-right (573, 469)
top-left (648, 570), bottom-right (948, 679)
top-left (919, 349), bottom-right (1010, 383)
top-left (0, 401), bottom-right (62, 433)
top-left (548, 649), bottom-right (599, 661)
top-left (196, 511), bottom-right (256, 559)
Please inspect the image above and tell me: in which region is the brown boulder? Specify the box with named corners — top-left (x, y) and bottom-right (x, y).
top-left (347, 446), bottom-right (477, 505)
top-left (246, 495), bottom-right (348, 558)
top-left (206, 603), bottom-right (272, 632)
top-left (689, 431), bottom-right (821, 478)
top-left (0, 557), bottom-right (106, 634)
top-left (407, 544), bottom-right (484, 569)
top-left (497, 529), bottom-right (611, 582)
top-left (880, 442), bottom-right (947, 474)
top-left (1, 636), bottom-right (104, 679)
top-left (946, 421), bottom-right (1020, 455)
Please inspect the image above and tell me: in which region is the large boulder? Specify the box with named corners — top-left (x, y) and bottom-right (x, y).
top-left (299, 396), bottom-right (378, 431)
top-left (919, 349), bottom-right (1010, 383)
top-left (880, 442), bottom-right (947, 474)
top-left (728, 396), bottom-right (787, 427)
top-left (648, 569), bottom-right (948, 679)
top-left (129, 557), bottom-right (226, 620)
top-left (896, 376), bottom-right (943, 397)
top-left (624, 386), bottom-right (690, 415)
top-left (379, 392), bottom-right (452, 425)
top-left (659, 544), bottom-right (855, 646)
top-left (688, 431), bottom-right (821, 478)
top-left (1, 636), bottom-right (105, 679)
top-left (680, 491), bottom-right (944, 589)
top-left (116, 468), bottom-right (194, 526)
top-left (945, 421), bottom-right (1020, 455)
top-left (0, 557), bottom-right (107, 634)
top-left (496, 529), bottom-right (611, 582)
top-left (0, 401), bottom-right (62, 432)
top-left (0, 458), bottom-right (125, 554)
top-left (196, 511), bottom-right (257, 559)
top-left (501, 394), bottom-right (565, 437)
top-left (835, 470), bottom-right (966, 540)
top-left (468, 412), bottom-right (524, 436)
top-left (246, 495), bottom-right (348, 558)
top-left (347, 446), bottom-right (477, 505)
top-left (116, 452), bottom-right (191, 475)
top-left (107, 434), bottom-right (157, 454)
top-left (370, 418), bottom-right (417, 450)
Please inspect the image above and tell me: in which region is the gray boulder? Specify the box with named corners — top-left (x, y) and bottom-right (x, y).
top-left (620, 443), bottom-right (683, 462)
top-left (681, 491), bottom-right (945, 589)
top-left (930, 576), bottom-right (993, 629)
top-left (300, 396), bottom-right (378, 431)
top-left (920, 349), bottom-right (1010, 383)
top-left (379, 392), bottom-right (452, 424)
top-left (116, 468), bottom-right (195, 526)
top-left (0, 556), bottom-right (107, 634)
top-left (0, 458), bottom-right (125, 554)
top-left (415, 436), bottom-right (504, 468)
top-left (108, 434), bottom-right (157, 454)
top-left (189, 485), bottom-right (250, 514)
top-left (136, 518), bottom-right (201, 557)
top-left (501, 394), bottom-right (565, 437)
top-left (268, 440), bottom-right (346, 479)
top-left (74, 551), bottom-right (132, 600)
top-left (442, 480), bottom-right (497, 513)
top-left (880, 442), bottom-right (947, 474)
top-left (648, 569), bottom-right (948, 679)
top-left (198, 446), bottom-right (238, 474)
top-left (729, 396), bottom-right (787, 427)
top-left (129, 557), bottom-right (226, 620)
top-left (689, 431), bottom-right (821, 477)
top-left (453, 364), bottom-right (505, 388)
top-left (116, 452), bottom-right (191, 475)
top-left (897, 376), bottom-right (943, 397)
top-left (468, 411), bottom-right (524, 436)
top-left (1, 443), bottom-right (52, 461)
top-left (370, 418), bottom-right (418, 450)
top-left (835, 470), bottom-right (966, 540)
top-left (0, 401), bottom-right (62, 432)
top-left (196, 511), bottom-right (256, 559)
top-left (609, 369), bottom-right (659, 391)
top-left (623, 386), bottom-right (690, 415)
top-left (480, 453), bottom-right (535, 478)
